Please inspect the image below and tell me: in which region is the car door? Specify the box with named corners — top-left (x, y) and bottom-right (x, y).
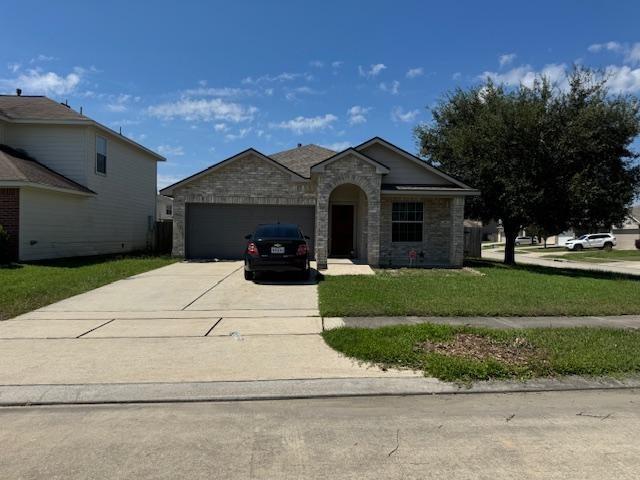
top-left (590, 235), bottom-right (603, 248)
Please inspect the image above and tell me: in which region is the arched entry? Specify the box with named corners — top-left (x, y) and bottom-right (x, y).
top-left (328, 184), bottom-right (368, 260)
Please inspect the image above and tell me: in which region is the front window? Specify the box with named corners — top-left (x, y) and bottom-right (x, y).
top-left (392, 202), bottom-right (423, 242)
top-left (96, 136), bottom-right (107, 174)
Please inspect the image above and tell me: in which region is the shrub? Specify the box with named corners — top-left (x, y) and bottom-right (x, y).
top-left (635, 238), bottom-right (640, 250)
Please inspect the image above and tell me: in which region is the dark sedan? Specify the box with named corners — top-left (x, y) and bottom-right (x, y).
top-left (243, 223), bottom-right (311, 280)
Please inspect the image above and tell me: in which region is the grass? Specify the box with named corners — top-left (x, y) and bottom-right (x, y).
top-left (0, 254), bottom-right (177, 320)
top-left (542, 249), bottom-right (640, 263)
top-left (322, 323), bottom-right (640, 382)
top-left (318, 261), bottom-right (640, 317)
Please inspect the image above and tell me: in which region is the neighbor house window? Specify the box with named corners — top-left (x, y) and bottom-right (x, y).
top-left (96, 136), bottom-right (107, 174)
top-left (392, 202), bottom-right (423, 242)
top-left (166, 205), bottom-right (172, 215)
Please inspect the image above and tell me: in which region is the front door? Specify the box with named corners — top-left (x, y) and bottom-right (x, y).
top-left (330, 204), bottom-right (354, 256)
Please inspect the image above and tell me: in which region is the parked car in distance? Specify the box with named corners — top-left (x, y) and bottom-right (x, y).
top-left (244, 223), bottom-right (311, 280)
top-left (515, 236), bottom-right (538, 246)
top-left (565, 233), bottom-right (616, 251)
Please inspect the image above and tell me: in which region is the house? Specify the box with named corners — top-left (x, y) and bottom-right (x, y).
top-left (160, 137), bottom-right (479, 268)
top-left (0, 93), bottom-right (164, 261)
top-left (612, 205), bottom-right (640, 250)
top-left (157, 194), bottom-right (173, 221)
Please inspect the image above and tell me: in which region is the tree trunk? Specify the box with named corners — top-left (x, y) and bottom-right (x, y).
top-left (503, 229), bottom-right (517, 265)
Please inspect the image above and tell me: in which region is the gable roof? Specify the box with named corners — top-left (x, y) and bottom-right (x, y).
top-left (160, 148), bottom-right (307, 195)
top-left (355, 136), bottom-right (476, 190)
top-left (270, 144), bottom-right (336, 177)
top-left (0, 95), bottom-right (165, 161)
top-left (309, 148), bottom-right (390, 174)
top-left (0, 144), bottom-right (95, 195)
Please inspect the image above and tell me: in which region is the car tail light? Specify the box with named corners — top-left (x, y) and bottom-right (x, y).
top-left (247, 242), bottom-right (259, 257)
top-left (296, 244), bottom-right (308, 256)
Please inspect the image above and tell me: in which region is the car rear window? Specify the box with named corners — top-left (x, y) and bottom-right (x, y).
top-left (254, 224), bottom-right (302, 238)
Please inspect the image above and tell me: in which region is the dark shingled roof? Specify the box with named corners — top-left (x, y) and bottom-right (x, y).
top-left (0, 145), bottom-right (94, 194)
top-left (270, 144), bottom-right (337, 177)
top-left (0, 95), bottom-right (88, 121)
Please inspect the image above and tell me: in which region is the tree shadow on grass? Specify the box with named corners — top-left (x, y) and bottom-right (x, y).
top-left (466, 259), bottom-right (640, 282)
top-left (22, 251), bottom-right (167, 269)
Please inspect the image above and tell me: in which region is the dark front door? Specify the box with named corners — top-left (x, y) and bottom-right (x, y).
top-left (330, 204), bottom-right (354, 256)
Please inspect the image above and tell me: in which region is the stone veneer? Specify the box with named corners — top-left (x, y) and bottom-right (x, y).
top-left (314, 153), bottom-right (382, 269)
top-left (379, 195), bottom-right (464, 267)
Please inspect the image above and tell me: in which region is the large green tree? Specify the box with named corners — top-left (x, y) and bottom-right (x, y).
top-left (415, 69), bottom-right (640, 264)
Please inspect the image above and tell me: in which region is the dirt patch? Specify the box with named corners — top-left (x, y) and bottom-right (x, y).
top-left (414, 334), bottom-right (547, 366)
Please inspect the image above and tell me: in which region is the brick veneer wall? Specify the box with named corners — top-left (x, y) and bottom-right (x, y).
top-left (380, 195), bottom-right (465, 267)
top-left (171, 153), bottom-right (315, 256)
top-left (0, 188), bottom-right (19, 261)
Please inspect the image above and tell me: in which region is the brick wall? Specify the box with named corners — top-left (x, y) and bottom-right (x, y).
top-left (0, 188), bottom-right (19, 261)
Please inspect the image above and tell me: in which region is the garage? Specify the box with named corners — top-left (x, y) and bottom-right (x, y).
top-left (185, 203), bottom-right (315, 259)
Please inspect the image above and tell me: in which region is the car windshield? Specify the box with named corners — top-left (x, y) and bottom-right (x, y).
top-left (577, 235), bottom-right (588, 240)
top-left (254, 224), bottom-right (301, 239)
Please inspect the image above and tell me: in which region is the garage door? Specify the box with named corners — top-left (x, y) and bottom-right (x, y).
top-left (185, 203), bottom-right (315, 259)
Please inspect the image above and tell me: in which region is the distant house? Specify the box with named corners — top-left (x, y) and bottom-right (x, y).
top-left (161, 137), bottom-right (479, 268)
top-left (157, 194), bottom-right (173, 221)
top-left (0, 93), bottom-right (164, 261)
top-left (612, 206), bottom-right (640, 250)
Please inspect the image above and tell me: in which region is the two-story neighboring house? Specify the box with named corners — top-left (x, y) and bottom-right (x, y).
top-left (0, 93), bottom-right (164, 261)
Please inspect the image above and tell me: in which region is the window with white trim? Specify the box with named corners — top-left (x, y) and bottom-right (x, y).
top-left (392, 202), bottom-right (423, 242)
top-left (96, 136), bottom-right (107, 175)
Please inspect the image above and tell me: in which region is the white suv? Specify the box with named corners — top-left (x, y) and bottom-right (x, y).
top-left (565, 233), bottom-right (616, 251)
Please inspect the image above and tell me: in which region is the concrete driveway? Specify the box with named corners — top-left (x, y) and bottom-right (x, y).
top-left (0, 261), bottom-right (416, 385)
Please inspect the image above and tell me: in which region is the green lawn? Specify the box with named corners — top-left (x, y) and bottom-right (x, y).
top-left (542, 249), bottom-right (640, 263)
top-left (318, 261), bottom-right (640, 317)
top-left (323, 323), bottom-right (640, 382)
top-left (0, 254), bottom-right (177, 320)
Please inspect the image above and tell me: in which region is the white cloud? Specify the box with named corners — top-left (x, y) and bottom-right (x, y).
top-left (452, 72), bottom-right (462, 80)
top-left (182, 86), bottom-right (256, 97)
top-left (626, 43), bottom-right (640, 65)
top-left (358, 63), bottom-right (387, 78)
top-left (309, 60), bottom-right (324, 68)
top-left (157, 174), bottom-right (183, 189)
top-left (480, 63), bottom-right (569, 90)
top-left (379, 80), bottom-right (400, 95)
top-left (105, 93), bottom-right (139, 113)
top-left (347, 105), bottom-right (371, 125)
top-left (0, 68), bottom-right (82, 95)
top-left (321, 141), bottom-right (352, 151)
top-left (225, 127), bottom-right (252, 141)
top-left (241, 72), bottom-right (313, 85)
top-left (214, 123), bottom-right (228, 132)
top-left (391, 106), bottom-right (420, 123)
top-left (406, 67), bottom-right (424, 79)
top-left (588, 41), bottom-right (623, 53)
top-left (284, 86), bottom-right (323, 101)
top-left (603, 65), bottom-right (640, 93)
top-left (7, 62), bottom-right (21, 73)
top-left (270, 114), bottom-right (337, 134)
top-left (147, 98), bottom-right (257, 123)
top-left (499, 53), bottom-right (517, 67)
top-left (157, 145), bottom-right (185, 156)
top-left (331, 61), bottom-right (344, 68)
top-left (30, 54), bottom-right (56, 64)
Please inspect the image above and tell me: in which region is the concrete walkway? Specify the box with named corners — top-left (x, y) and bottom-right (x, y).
top-left (324, 314), bottom-right (640, 330)
top-left (0, 261), bottom-right (415, 386)
top-left (483, 248), bottom-right (640, 277)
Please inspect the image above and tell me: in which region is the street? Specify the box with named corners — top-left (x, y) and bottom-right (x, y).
top-left (2, 389), bottom-right (639, 479)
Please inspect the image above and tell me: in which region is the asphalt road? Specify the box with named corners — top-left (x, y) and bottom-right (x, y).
top-left (2, 389), bottom-right (639, 479)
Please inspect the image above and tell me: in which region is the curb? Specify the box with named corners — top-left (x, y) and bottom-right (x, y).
top-left (2, 375), bottom-right (640, 407)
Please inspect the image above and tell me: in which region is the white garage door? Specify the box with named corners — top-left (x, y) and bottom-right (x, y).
top-left (185, 203), bottom-right (315, 259)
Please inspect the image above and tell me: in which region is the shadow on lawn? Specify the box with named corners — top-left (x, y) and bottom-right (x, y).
top-left (21, 252), bottom-right (169, 269)
top-left (466, 259), bottom-right (640, 282)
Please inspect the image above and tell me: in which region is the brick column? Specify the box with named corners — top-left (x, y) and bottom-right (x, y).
top-left (171, 195), bottom-right (185, 257)
top-left (449, 196), bottom-right (465, 266)
top-left (366, 194), bottom-right (380, 267)
top-left (0, 188), bottom-right (20, 261)
top-left (315, 194), bottom-right (329, 270)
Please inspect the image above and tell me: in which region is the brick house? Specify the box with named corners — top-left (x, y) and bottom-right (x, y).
top-left (0, 94), bottom-right (164, 262)
top-left (161, 137), bottom-right (478, 269)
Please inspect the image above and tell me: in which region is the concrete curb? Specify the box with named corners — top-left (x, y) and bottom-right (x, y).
top-left (2, 375), bottom-right (640, 406)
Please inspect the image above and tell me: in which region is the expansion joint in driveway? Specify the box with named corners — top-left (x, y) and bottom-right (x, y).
top-left (76, 319), bottom-right (115, 338)
top-left (180, 264), bottom-right (243, 311)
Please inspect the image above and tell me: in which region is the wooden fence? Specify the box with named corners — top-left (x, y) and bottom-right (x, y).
top-left (464, 226), bottom-right (482, 258)
top-left (155, 221), bottom-right (173, 254)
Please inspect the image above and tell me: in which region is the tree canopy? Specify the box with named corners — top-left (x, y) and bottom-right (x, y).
top-left (415, 68), bottom-right (640, 264)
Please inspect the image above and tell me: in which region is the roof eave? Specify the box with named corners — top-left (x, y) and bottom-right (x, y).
top-left (310, 148), bottom-right (390, 174)
top-left (381, 188), bottom-right (480, 196)
top-left (0, 180), bottom-right (96, 196)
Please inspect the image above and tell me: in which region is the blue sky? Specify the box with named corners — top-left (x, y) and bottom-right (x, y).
top-left (1, 0), bottom-right (639, 189)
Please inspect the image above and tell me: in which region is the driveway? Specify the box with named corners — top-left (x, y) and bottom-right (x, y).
top-left (0, 261), bottom-right (416, 385)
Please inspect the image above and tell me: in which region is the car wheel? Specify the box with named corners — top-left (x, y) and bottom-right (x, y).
top-left (603, 242), bottom-right (613, 251)
top-left (574, 244), bottom-right (583, 251)
top-left (515, 242), bottom-right (520, 246)
top-left (244, 269), bottom-right (253, 281)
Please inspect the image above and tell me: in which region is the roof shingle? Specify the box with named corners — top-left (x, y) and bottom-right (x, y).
top-left (269, 144), bottom-right (337, 177)
top-left (0, 145), bottom-right (94, 194)
top-left (0, 95), bottom-right (88, 121)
